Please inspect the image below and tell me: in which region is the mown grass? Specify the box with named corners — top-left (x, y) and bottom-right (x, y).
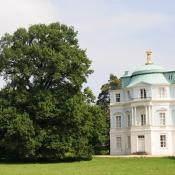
top-left (0, 157), bottom-right (175, 175)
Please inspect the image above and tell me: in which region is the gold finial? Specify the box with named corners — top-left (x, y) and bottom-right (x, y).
top-left (145, 49), bottom-right (153, 65)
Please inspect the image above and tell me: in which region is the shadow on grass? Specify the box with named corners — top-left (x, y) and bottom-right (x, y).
top-left (0, 157), bottom-right (92, 164)
top-left (163, 156), bottom-right (175, 161)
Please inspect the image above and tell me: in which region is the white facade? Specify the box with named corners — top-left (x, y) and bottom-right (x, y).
top-left (110, 51), bottom-right (175, 156)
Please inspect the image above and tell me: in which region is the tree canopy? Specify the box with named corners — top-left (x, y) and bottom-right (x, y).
top-left (0, 23), bottom-right (107, 161)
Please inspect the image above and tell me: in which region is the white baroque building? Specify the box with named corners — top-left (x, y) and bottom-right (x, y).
top-left (110, 50), bottom-right (175, 156)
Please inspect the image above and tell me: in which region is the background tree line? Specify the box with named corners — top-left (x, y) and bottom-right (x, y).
top-left (96, 74), bottom-right (121, 153)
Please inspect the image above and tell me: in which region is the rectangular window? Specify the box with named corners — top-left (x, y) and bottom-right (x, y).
top-left (127, 136), bottom-right (131, 148)
top-left (127, 114), bottom-right (131, 127)
top-left (141, 114), bottom-right (146, 126)
top-left (116, 137), bottom-right (122, 150)
top-left (159, 87), bottom-right (166, 98)
top-left (160, 135), bottom-right (167, 148)
top-left (140, 89), bottom-right (147, 99)
top-left (160, 113), bottom-right (166, 126)
top-left (116, 93), bottom-right (120, 102)
top-left (116, 116), bottom-right (121, 128)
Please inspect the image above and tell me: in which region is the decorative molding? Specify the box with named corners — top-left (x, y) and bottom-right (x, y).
top-left (113, 112), bottom-right (123, 116)
top-left (156, 107), bottom-right (168, 112)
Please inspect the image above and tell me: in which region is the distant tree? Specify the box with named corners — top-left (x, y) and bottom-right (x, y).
top-left (97, 74), bottom-right (121, 114)
top-left (96, 74), bottom-right (121, 153)
top-left (0, 23), bottom-right (107, 161)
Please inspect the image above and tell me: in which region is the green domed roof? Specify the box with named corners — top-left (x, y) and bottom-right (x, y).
top-left (126, 63), bottom-right (169, 87)
top-left (127, 73), bottom-right (169, 87)
top-left (132, 64), bottom-right (165, 76)
top-left (123, 50), bottom-right (172, 87)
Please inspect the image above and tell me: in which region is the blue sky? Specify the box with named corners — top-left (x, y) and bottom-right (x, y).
top-left (0, 0), bottom-right (175, 96)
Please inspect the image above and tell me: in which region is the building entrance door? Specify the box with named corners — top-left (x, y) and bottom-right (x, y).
top-left (137, 135), bottom-right (145, 152)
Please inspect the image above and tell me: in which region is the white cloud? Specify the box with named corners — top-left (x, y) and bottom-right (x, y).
top-left (0, 0), bottom-right (58, 36)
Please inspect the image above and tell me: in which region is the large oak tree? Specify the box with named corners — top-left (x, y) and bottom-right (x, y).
top-left (0, 23), bottom-right (107, 161)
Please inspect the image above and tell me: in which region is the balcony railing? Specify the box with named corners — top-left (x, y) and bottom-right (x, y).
top-left (130, 97), bottom-right (152, 101)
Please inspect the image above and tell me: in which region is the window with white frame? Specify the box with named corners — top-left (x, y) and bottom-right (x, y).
top-left (140, 89), bottom-right (147, 99)
top-left (116, 116), bottom-right (121, 128)
top-left (160, 134), bottom-right (167, 148)
top-left (127, 136), bottom-right (131, 149)
top-left (141, 114), bottom-right (146, 126)
top-left (127, 114), bottom-right (131, 127)
top-left (160, 113), bottom-right (166, 126)
top-left (159, 87), bottom-right (166, 98)
top-left (116, 93), bottom-right (120, 102)
top-left (116, 136), bottom-right (122, 150)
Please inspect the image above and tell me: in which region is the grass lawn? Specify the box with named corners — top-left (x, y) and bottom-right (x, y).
top-left (0, 157), bottom-right (175, 175)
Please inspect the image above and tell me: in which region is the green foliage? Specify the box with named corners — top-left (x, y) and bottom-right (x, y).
top-left (0, 23), bottom-right (106, 161)
top-left (0, 107), bottom-right (36, 160)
